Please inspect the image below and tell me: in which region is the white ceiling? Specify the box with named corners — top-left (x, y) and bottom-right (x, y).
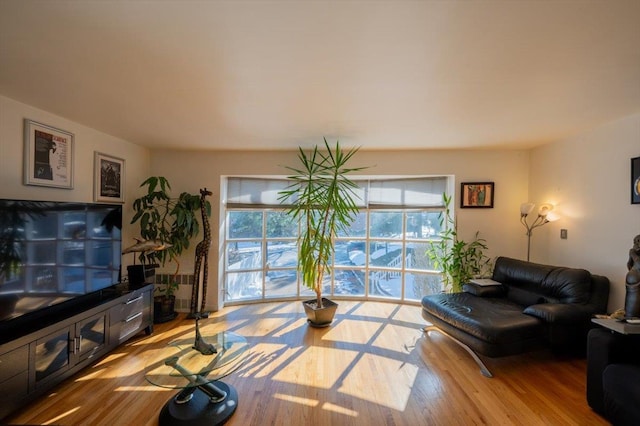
top-left (1, 1), bottom-right (639, 151)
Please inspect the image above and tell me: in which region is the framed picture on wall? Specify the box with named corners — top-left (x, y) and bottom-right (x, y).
top-left (460, 182), bottom-right (494, 208)
top-left (94, 152), bottom-right (125, 203)
top-left (632, 156), bottom-right (640, 205)
top-left (23, 119), bottom-right (74, 189)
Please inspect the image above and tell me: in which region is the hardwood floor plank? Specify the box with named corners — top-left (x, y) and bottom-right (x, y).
top-left (5, 301), bottom-right (608, 426)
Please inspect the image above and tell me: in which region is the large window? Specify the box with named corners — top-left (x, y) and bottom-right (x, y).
top-left (222, 177), bottom-right (451, 303)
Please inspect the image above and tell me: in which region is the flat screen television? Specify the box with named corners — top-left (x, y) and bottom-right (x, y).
top-left (0, 199), bottom-right (122, 327)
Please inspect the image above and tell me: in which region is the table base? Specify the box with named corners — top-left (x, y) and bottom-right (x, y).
top-left (159, 381), bottom-right (238, 426)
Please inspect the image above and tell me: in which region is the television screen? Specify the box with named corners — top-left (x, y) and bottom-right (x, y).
top-left (0, 199), bottom-right (122, 322)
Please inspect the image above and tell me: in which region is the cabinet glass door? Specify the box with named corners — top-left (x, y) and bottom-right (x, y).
top-left (35, 328), bottom-right (71, 383)
top-left (77, 313), bottom-right (106, 361)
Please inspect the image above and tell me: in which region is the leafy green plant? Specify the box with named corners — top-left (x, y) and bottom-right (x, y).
top-left (427, 193), bottom-right (492, 293)
top-left (279, 138), bottom-right (367, 308)
top-left (130, 176), bottom-right (211, 286)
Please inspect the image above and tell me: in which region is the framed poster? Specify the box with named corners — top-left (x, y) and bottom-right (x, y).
top-left (24, 119), bottom-right (74, 189)
top-left (632, 156), bottom-right (640, 205)
top-left (460, 182), bottom-right (494, 208)
top-left (94, 152), bottom-right (125, 203)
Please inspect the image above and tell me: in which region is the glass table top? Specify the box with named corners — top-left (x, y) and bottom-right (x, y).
top-left (145, 331), bottom-right (249, 389)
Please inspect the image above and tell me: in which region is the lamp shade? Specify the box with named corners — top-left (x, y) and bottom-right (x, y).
top-left (538, 203), bottom-right (553, 217)
top-left (520, 203), bottom-right (535, 215)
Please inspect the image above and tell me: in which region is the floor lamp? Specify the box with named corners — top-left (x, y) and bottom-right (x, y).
top-left (520, 202), bottom-right (553, 261)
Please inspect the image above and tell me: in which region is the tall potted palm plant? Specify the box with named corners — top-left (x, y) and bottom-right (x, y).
top-left (279, 138), bottom-right (367, 327)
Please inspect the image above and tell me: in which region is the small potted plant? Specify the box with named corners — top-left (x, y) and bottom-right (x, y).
top-left (279, 138), bottom-right (367, 326)
top-left (426, 193), bottom-right (492, 293)
top-left (130, 176), bottom-right (210, 323)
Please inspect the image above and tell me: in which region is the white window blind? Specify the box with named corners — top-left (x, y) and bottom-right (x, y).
top-left (368, 177), bottom-right (447, 207)
top-left (226, 178), bottom-right (291, 207)
top-left (226, 176), bottom-right (447, 208)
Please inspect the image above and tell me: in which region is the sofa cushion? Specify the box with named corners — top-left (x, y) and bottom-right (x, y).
top-left (492, 257), bottom-right (592, 305)
top-left (421, 292), bottom-right (543, 344)
top-left (542, 267), bottom-right (592, 304)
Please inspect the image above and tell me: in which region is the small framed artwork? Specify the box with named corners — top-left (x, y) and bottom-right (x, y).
top-left (460, 182), bottom-right (494, 208)
top-left (632, 156), bottom-right (640, 205)
top-left (23, 119), bottom-right (74, 189)
top-left (94, 152), bottom-right (125, 203)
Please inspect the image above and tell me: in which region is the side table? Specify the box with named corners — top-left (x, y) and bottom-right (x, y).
top-left (588, 318), bottom-right (640, 417)
top-left (145, 328), bottom-right (249, 426)
top-left (591, 318), bottom-right (640, 335)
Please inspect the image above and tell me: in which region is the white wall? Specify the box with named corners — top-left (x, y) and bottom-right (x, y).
top-left (5, 92), bottom-right (634, 314)
top-left (0, 94), bottom-right (151, 269)
top-left (0, 95), bottom-right (531, 313)
top-left (151, 148), bottom-right (531, 311)
top-left (529, 112), bottom-right (640, 311)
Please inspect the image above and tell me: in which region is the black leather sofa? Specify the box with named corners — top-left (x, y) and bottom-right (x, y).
top-left (421, 256), bottom-right (610, 376)
top-left (587, 327), bottom-right (640, 425)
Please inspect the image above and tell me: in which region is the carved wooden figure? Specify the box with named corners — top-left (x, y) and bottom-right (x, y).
top-left (190, 188), bottom-right (212, 316)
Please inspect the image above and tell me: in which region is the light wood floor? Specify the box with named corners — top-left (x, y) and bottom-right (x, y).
top-left (6, 301), bottom-right (608, 426)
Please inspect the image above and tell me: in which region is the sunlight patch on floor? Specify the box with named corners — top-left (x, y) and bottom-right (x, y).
top-left (94, 352), bottom-right (127, 365)
top-left (240, 342), bottom-right (300, 378)
top-left (198, 321), bottom-right (237, 336)
top-left (210, 304), bottom-right (249, 316)
top-left (372, 323), bottom-right (423, 353)
top-left (75, 369), bottom-right (105, 381)
top-left (273, 317), bottom-right (309, 337)
top-left (350, 302), bottom-right (398, 319)
top-left (228, 317), bottom-right (286, 337)
top-left (41, 407), bottom-right (80, 425)
top-left (273, 393), bottom-right (319, 407)
top-left (272, 346), bottom-right (358, 388)
top-left (142, 347), bottom-right (184, 367)
top-left (77, 355), bottom-right (146, 380)
top-left (322, 319), bottom-right (383, 345)
top-left (322, 401), bottom-right (359, 417)
top-left (271, 302), bottom-right (305, 315)
top-left (339, 352), bottom-right (417, 411)
top-left (224, 303), bottom-right (283, 316)
top-left (238, 316), bottom-right (296, 336)
top-left (391, 304), bottom-right (424, 324)
top-left (139, 324), bottom-right (194, 344)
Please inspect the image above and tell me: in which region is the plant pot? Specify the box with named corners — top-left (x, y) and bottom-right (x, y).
top-left (153, 295), bottom-right (177, 323)
top-left (303, 298), bottom-right (338, 327)
top-left (127, 264), bottom-right (156, 286)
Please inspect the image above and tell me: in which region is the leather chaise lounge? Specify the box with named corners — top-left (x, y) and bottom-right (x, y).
top-left (421, 256), bottom-right (610, 377)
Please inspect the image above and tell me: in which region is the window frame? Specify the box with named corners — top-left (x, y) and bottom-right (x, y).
top-left (222, 176), bottom-right (453, 305)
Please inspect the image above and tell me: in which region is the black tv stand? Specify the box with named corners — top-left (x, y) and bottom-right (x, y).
top-left (0, 282), bottom-right (154, 420)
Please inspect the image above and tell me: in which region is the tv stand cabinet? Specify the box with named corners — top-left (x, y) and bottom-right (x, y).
top-left (0, 283), bottom-right (154, 420)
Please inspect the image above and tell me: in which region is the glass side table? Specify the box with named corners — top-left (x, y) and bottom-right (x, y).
top-left (145, 325), bottom-right (249, 426)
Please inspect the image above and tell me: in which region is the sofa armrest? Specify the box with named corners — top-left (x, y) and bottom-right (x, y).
top-left (523, 303), bottom-right (593, 323)
top-left (462, 283), bottom-right (505, 297)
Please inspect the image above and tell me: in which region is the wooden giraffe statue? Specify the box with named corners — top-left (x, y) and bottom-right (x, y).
top-left (189, 187), bottom-right (212, 317)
